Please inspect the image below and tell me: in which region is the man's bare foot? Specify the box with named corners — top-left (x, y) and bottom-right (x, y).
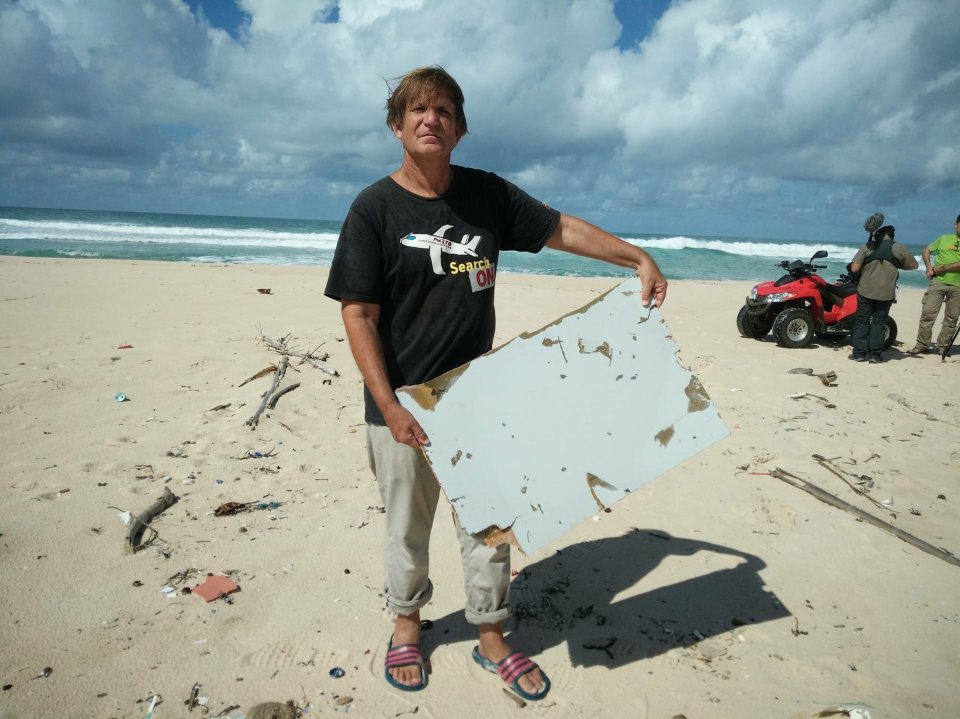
top-left (476, 622), bottom-right (546, 697)
top-left (387, 611), bottom-right (423, 688)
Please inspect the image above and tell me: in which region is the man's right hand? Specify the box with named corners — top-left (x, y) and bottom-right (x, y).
top-left (383, 403), bottom-right (430, 449)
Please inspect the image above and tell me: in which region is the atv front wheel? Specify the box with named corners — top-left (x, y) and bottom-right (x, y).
top-left (883, 316), bottom-right (898, 350)
top-left (772, 307), bottom-right (815, 348)
top-left (736, 305), bottom-right (773, 339)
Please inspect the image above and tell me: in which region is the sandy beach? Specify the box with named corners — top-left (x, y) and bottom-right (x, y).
top-left (1, 256), bottom-right (957, 719)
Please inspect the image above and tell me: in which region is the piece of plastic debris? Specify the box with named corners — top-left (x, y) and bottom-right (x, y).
top-left (812, 704), bottom-right (873, 719)
top-left (192, 575), bottom-right (239, 602)
top-left (328, 667), bottom-right (345, 678)
top-left (144, 694), bottom-right (159, 719)
top-left (117, 344), bottom-right (133, 349)
top-left (115, 392), bottom-right (128, 402)
top-left (118, 511), bottom-right (132, 525)
top-left (161, 586), bottom-right (177, 598)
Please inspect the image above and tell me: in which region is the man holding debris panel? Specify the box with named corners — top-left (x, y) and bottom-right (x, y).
top-left (324, 65), bottom-right (667, 700)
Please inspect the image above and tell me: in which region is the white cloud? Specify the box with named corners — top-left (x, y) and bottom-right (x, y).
top-left (0, 0), bottom-right (957, 239)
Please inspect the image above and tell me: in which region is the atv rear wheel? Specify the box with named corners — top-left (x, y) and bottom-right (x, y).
top-left (736, 305), bottom-right (773, 339)
top-left (883, 315), bottom-right (898, 350)
top-left (772, 307), bottom-right (815, 348)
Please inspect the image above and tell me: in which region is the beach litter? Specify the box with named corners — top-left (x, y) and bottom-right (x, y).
top-left (788, 367), bottom-right (838, 386)
top-left (328, 667), bottom-right (345, 678)
top-left (192, 574), bottom-right (240, 602)
top-left (811, 703), bottom-right (874, 718)
top-left (185, 682), bottom-right (209, 712)
top-left (126, 487), bottom-right (178, 552)
top-left (143, 694), bottom-right (159, 719)
top-left (787, 392), bottom-right (836, 409)
top-left (238, 447), bottom-right (278, 460)
top-left (214, 501), bottom-right (282, 516)
top-left (115, 392), bottom-right (128, 402)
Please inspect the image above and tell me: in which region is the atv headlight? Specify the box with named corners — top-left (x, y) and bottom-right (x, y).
top-left (749, 287), bottom-right (758, 300)
top-left (761, 292), bottom-right (795, 303)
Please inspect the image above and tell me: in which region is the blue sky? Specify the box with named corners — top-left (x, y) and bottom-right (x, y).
top-left (1, 0), bottom-right (958, 242)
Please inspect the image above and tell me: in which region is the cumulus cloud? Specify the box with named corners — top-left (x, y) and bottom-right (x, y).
top-left (0, 0), bottom-right (957, 238)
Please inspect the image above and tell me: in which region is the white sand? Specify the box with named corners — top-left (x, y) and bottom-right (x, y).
top-left (0, 257), bottom-right (957, 718)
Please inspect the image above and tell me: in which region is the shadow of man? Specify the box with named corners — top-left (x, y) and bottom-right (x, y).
top-left (425, 528), bottom-right (790, 668)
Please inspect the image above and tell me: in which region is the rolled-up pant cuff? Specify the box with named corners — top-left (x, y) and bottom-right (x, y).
top-left (385, 580), bottom-right (434, 618)
top-left (465, 606), bottom-right (512, 626)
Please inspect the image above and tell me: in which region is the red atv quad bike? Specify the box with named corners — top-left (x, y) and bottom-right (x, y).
top-left (736, 249), bottom-right (897, 349)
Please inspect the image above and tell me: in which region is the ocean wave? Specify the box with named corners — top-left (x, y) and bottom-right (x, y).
top-left (625, 235), bottom-right (858, 261)
top-left (0, 218), bottom-right (339, 250)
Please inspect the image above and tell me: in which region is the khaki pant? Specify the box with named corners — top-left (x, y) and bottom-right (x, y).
top-left (366, 424), bottom-right (511, 625)
top-left (915, 279), bottom-right (960, 348)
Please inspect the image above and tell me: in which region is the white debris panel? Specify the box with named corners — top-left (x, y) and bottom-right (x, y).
top-left (397, 276), bottom-right (729, 554)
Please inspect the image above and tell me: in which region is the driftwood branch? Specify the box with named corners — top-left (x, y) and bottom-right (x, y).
top-left (127, 487), bottom-right (177, 552)
top-left (260, 333), bottom-right (339, 377)
top-left (770, 467), bottom-right (960, 568)
top-left (238, 365), bottom-right (277, 387)
top-left (246, 356), bottom-right (288, 429)
top-left (267, 382), bottom-right (301, 409)
top-left (244, 332), bottom-right (336, 428)
top-left (812, 454), bottom-right (893, 514)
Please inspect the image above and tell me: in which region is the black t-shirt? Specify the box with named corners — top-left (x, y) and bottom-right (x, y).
top-left (325, 165), bottom-right (560, 424)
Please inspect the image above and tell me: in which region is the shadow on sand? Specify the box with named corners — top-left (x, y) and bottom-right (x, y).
top-left (424, 528), bottom-right (790, 668)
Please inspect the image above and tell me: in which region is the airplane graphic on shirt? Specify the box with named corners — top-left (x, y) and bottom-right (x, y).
top-left (401, 224), bottom-right (481, 275)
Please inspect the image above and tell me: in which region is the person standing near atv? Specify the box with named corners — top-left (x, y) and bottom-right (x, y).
top-left (906, 214), bottom-right (960, 355)
top-left (848, 224), bottom-right (918, 363)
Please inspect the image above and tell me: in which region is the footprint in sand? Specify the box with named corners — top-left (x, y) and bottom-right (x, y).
top-left (242, 642), bottom-right (349, 676)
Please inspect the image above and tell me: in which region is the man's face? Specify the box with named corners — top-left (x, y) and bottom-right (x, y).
top-left (393, 91), bottom-right (463, 159)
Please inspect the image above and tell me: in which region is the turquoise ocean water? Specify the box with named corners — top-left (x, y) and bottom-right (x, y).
top-left (0, 206), bottom-right (930, 290)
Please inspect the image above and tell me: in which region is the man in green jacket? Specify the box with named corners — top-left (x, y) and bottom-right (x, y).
top-left (907, 214), bottom-right (960, 354)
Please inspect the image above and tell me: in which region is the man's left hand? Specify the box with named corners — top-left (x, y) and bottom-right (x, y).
top-left (636, 266), bottom-right (668, 308)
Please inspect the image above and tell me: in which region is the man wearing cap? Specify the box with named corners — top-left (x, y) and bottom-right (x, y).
top-left (906, 214), bottom-right (960, 354)
top-left (848, 224), bottom-right (918, 363)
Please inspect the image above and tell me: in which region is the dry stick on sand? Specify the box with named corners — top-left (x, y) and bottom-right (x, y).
top-left (811, 453), bottom-right (894, 514)
top-left (261, 333), bottom-right (339, 377)
top-left (245, 333), bottom-right (340, 428)
top-left (127, 486), bottom-right (177, 552)
top-left (769, 467), bottom-right (960, 568)
top-left (239, 364), bottom-right (278, 387)
top-left (267, 382), bottom-right (301, 409)
top-left (247, 355), bottom-right (289, 429)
